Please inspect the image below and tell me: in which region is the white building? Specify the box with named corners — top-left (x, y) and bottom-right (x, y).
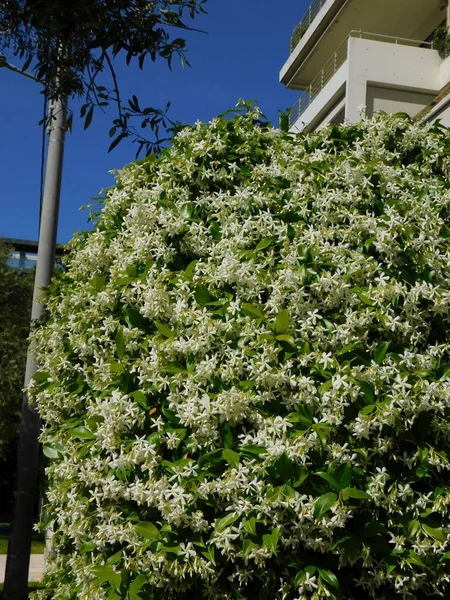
top-left (280, 0), bottom-right (450, 132)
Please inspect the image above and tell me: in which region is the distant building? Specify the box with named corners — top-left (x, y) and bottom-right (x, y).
top-left (4, 238), bottom-right (64, 269)
top-left (280, 0), bottom-right (450, 132)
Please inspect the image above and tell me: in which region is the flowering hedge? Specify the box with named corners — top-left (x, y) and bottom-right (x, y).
top-left (32, 105), bottom-right (450, 600)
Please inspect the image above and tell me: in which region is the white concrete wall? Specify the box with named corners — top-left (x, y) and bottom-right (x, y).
top-left (346, 37), bottom-right (441, 122)
top-left (366, 85), bottom-right (435, 118)
top-left (424, 94), bottom-right (450, 127)
top-left (439, 55), bottom-right (450, 89)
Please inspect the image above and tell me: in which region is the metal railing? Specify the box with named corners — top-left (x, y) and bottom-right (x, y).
top-left (289, 30), bottom-right (436, 128)
top-left (289, 36), bottom-right (348, 127)
top-left (350, 30), bottom-right (434, 49)
top-left (290, 0), bottom-right (326, 52)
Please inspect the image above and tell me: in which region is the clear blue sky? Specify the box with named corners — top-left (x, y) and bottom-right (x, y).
top-left (0, 0), bottom-right (308, 243)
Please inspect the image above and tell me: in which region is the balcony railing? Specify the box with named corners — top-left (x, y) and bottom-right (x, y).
top-left (289, 30), bottom-right (435, 128)
top-left (290, 0), bottom-right (327, 52)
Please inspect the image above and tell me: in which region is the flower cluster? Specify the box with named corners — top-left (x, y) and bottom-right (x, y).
top-left (32, 104), bottom-right (450, 599)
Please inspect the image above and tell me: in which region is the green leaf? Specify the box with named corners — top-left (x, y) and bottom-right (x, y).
top-left (106, 550), bottom-right (123, 565)
top-left (357, 380), bottom-right (374, 404)
top-left (255, 237), bottom-right (274, 251)
top-left (129, 574), bottom-right (147, 596)
top-left (132, 391), bottom-right (148, 410)
top-left (215, 512), bottom-right (240, 532)
top-left (42, 444), bottom-right (64, 459)
top-left (180, 202), bottom-right (194, 219)
top-left (439, 363), bottom-right (450, 379)
top-left (351, 288), bottom-right (375, 306)
top-left (222, 449), bottom-right (240, 470)
top-left (315, 471), bottom-right (339, 491)
top-left (242, 537), bottom-right (257, 559)
top-left (243, 518), bottom-right (257, 536)
top-left (194, 284), bottom-right (211, 305)
top-left (242, 303), bottom-right (265, 319)
top-left (341, 487), bottom-right (370, 500)
top-left (239, 444), bottom-right (266, 458)
top-left (295, 566), bottom-right (317, 587)
top-left (90, 275), bottom-right (107, 292)
top-left (79, 541), bottom-right (96, 554)
top-left (274, 453), bottom-right (296, 483)
top-left (275, 309), bottom-right (289, 335)
top-left (262, 528), bottom-right (279, 556)
top-left (333, 463), bottom-right (352, 490)
top-left (155, 322), bottom-right (175, 338)
top-left (422, 523), bottom-right (446, 542)
top-left (135, 521), bottom-right (159, 540)
top-left (408, 550), bottom-right (426, 568)
top-left (115, 326), bottom-right (125, 359)
top-left (220, 422), bottom-right (234, 448)
top-left (313, 492), bottom-right (337, 519)
top-left (91, 565), bottom-right (121, 591)
top-left (406, 519), bottom-right (420, 538)
top-left (161, 545), bottom-right (182, 555)
top-left (318, 568), bottom-right (339, 590)
top-left (122, 307), bottom-right (148, 330)
top-left (32, 371), bottom-right (50, 383)
top-left (184, 260), bottom-right (198, 278)
top-left (297, 405), bottom-right (314, 427)
top-left (161, 361), bottom-right (185, 373)
top-left (69, 426), bottom-right (95, 440)
top-left (312, 423), bottom-right (329, 449)
top-left (276, 334), bottom-right (296, 348)
top-left (360, 404), bottom-right (376, 415)
top-left (374, 341), bottom-right (391, 365)
top-left (200, 545), bottom-right (216, 565)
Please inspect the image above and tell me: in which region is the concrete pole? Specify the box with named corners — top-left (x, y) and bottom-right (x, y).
top-left (2, 92), bottom-right (67, 600)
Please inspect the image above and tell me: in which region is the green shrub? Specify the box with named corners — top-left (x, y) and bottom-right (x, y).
top-left (433, 26), bottom-right (450, 59)
top-left (32, 105), bottom-right (450, 599)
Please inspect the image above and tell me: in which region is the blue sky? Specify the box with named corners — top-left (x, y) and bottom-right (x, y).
top-left (0, 0), bottom-right (308, 243)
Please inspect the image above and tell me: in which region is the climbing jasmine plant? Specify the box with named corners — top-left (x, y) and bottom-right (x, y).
top-left (32, 103), bottom-right (450, 599)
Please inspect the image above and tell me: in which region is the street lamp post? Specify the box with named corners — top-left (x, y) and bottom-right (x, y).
top-left (0, 55), bottom-right (67, 600)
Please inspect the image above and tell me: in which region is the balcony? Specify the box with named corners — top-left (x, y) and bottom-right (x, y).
top-left (281, 0), bottom-right (443, 89)
top-left (289, 31), bottom-right (439, 132)
top-left (290, 0), bottom-right (327, 53)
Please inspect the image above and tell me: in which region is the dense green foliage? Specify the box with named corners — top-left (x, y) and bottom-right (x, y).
top-left (0, 240), bottom-right (33, 514)
top-left (32, 107), bottom-right (450, 599)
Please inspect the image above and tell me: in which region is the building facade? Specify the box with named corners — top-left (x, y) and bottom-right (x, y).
top-left (4, 238), bottom-right (64, 269)
top-left (280, 0), bottom-right (450, 132)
